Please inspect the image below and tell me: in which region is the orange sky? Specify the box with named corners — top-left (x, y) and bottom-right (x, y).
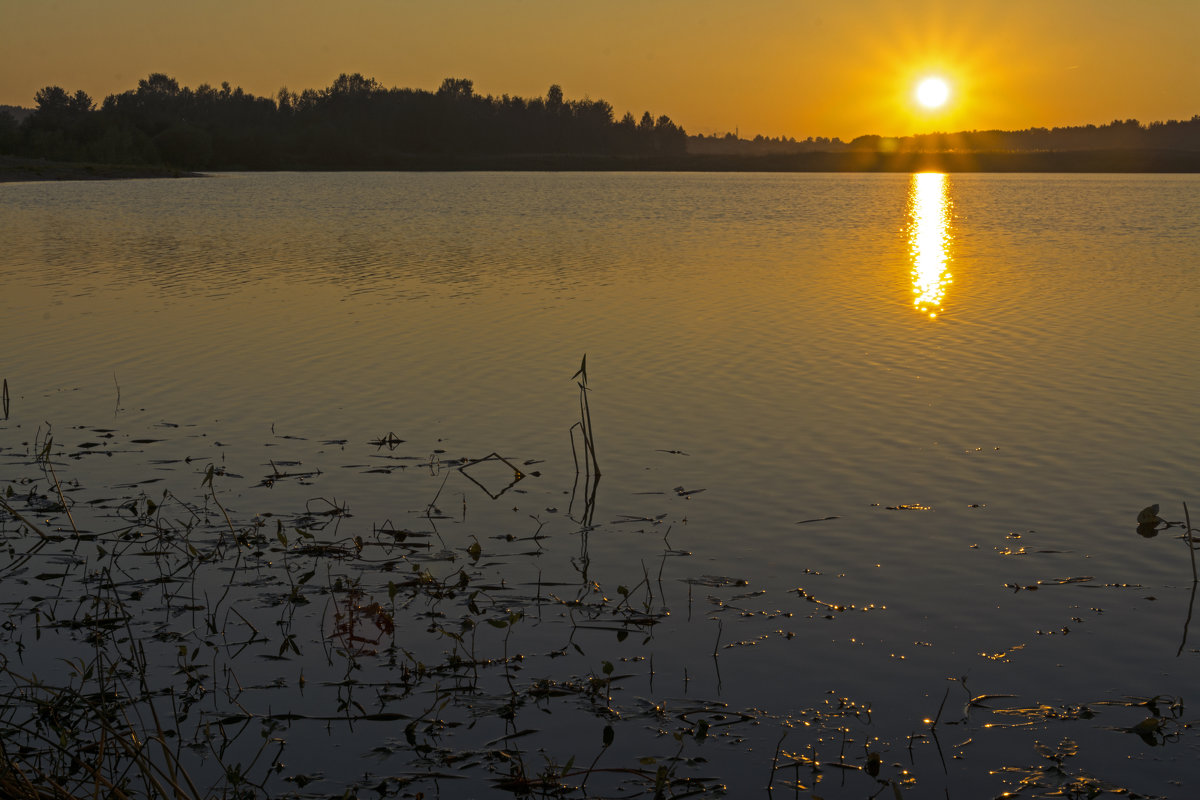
top-left (3, 0), bottom-right (1197, 140)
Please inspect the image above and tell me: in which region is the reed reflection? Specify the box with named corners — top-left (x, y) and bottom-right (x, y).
top-left (907, 172), bottom-right (953, 318)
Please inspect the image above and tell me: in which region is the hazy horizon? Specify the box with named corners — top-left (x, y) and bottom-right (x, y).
top-left (3, 0), bottom-right (1197, 142)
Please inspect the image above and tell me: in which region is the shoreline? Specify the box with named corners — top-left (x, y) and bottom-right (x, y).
top-left (0, 156), bottom-right (201, 183)
top-left (3, 149), bottom-right (1199, 181)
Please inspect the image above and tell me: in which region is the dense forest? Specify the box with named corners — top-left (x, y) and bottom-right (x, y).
top-left (0, 73), bottom-right (688, 169)
top-left (2, 72), bottom-right (1198, 172)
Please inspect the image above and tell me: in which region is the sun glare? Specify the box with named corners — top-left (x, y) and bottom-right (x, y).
top-left (915, 77), bottom-right (950, 109)
top-left (908, 172), bottom-right (953, 318)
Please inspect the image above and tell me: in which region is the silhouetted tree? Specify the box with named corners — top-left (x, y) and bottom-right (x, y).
top-left (0, 109), bottom-right (18, 154)
top-left (437, 78), bottom-right (474, 99)
top-left (34, 86), bottom-right (71, 117)
top-left (330, 73), bottom-right (381, 98)
top-left (155, 123), bottom-right (213, 168)
top-left (138, 73), bottom-right (180, 96)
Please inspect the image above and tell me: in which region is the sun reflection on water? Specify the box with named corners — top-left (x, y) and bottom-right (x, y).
top-left (907, 172), bottom-right (953, 318)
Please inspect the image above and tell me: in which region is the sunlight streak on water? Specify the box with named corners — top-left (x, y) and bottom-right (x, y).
top-left (908, 172), bottom-right (953, 318)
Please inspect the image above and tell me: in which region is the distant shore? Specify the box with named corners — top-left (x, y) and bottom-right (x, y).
top-left (0, 156), bottom-right (200, 183)
top-left (3, 149), bottom-right (1198, 182)
top-left (335, 149), bottom-right (1199, 172)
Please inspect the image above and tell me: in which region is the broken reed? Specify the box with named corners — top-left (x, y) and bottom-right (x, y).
top-left (1185, 502), bottom-right (1196, 583)
top-left (570, 355), bottom-right (601, 479)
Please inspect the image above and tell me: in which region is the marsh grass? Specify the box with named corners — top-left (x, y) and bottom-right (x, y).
top-left (0, 399), bottom-right (747, 798)
top-left (0, 374), bottom-right (1198, 798)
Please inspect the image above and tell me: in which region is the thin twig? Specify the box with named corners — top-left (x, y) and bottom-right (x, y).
top-left (44, 457), bottom-right (78, 535)
top-left (1184, 502), bottom-right (1196, 582)
top-left (1178, 502), bottom-right (1197, 657)
top-left (0, 496), bottom-right (51, 540)
top-left (768, 729), bottom-right (787, 791)
top-left (932, 686), bottom-right (950, 727)
top-left (202, 464), bottom-right (235, 535)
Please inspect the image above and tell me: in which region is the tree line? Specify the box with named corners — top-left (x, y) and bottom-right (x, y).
top-left (691, 117), bottom-right (1200, 156)
top-left (846, 118), bottom-right (1200, 152)
top-left (2, 73), bottom-right (1197, 170)
top-left (0, 73), bottom-right (689, 169)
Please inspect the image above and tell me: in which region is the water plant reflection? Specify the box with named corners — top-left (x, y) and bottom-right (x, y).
top-left (907, 172), bottom-right (953, 318)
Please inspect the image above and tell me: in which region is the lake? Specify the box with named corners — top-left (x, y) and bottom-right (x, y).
top-left (2, 172), bottom-right (1199, 798)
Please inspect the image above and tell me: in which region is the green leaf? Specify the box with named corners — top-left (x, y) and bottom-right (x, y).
top-left (603, 725), bottom-right (614, 747)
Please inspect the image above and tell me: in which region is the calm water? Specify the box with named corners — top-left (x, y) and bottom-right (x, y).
top-left (2, 172), bottom-right (1199, 797)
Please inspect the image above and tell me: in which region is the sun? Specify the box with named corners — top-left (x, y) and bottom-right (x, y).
top-left (915, 77), bottom-right (951, 109)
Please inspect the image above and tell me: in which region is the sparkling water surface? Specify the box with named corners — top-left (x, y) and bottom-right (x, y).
top-left (2, 172), bottom-right (1199, 798)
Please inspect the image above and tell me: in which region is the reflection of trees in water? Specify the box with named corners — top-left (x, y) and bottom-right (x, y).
top-left (5, 172), bottom-right (695, 303)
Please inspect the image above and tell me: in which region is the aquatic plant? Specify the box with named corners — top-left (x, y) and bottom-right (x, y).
top-left (1, 375), bottom-right (1197, 798)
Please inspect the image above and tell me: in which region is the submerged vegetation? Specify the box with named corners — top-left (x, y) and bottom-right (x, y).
top-left (1, 365), bottom-right (1198, 799)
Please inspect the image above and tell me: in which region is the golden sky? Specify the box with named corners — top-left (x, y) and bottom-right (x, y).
top-left (3, 0), bottom-right (1197, 140)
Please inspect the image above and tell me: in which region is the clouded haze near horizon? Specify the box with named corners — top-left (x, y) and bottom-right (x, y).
top-left (3, 0), bottom-right (1197, 140)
